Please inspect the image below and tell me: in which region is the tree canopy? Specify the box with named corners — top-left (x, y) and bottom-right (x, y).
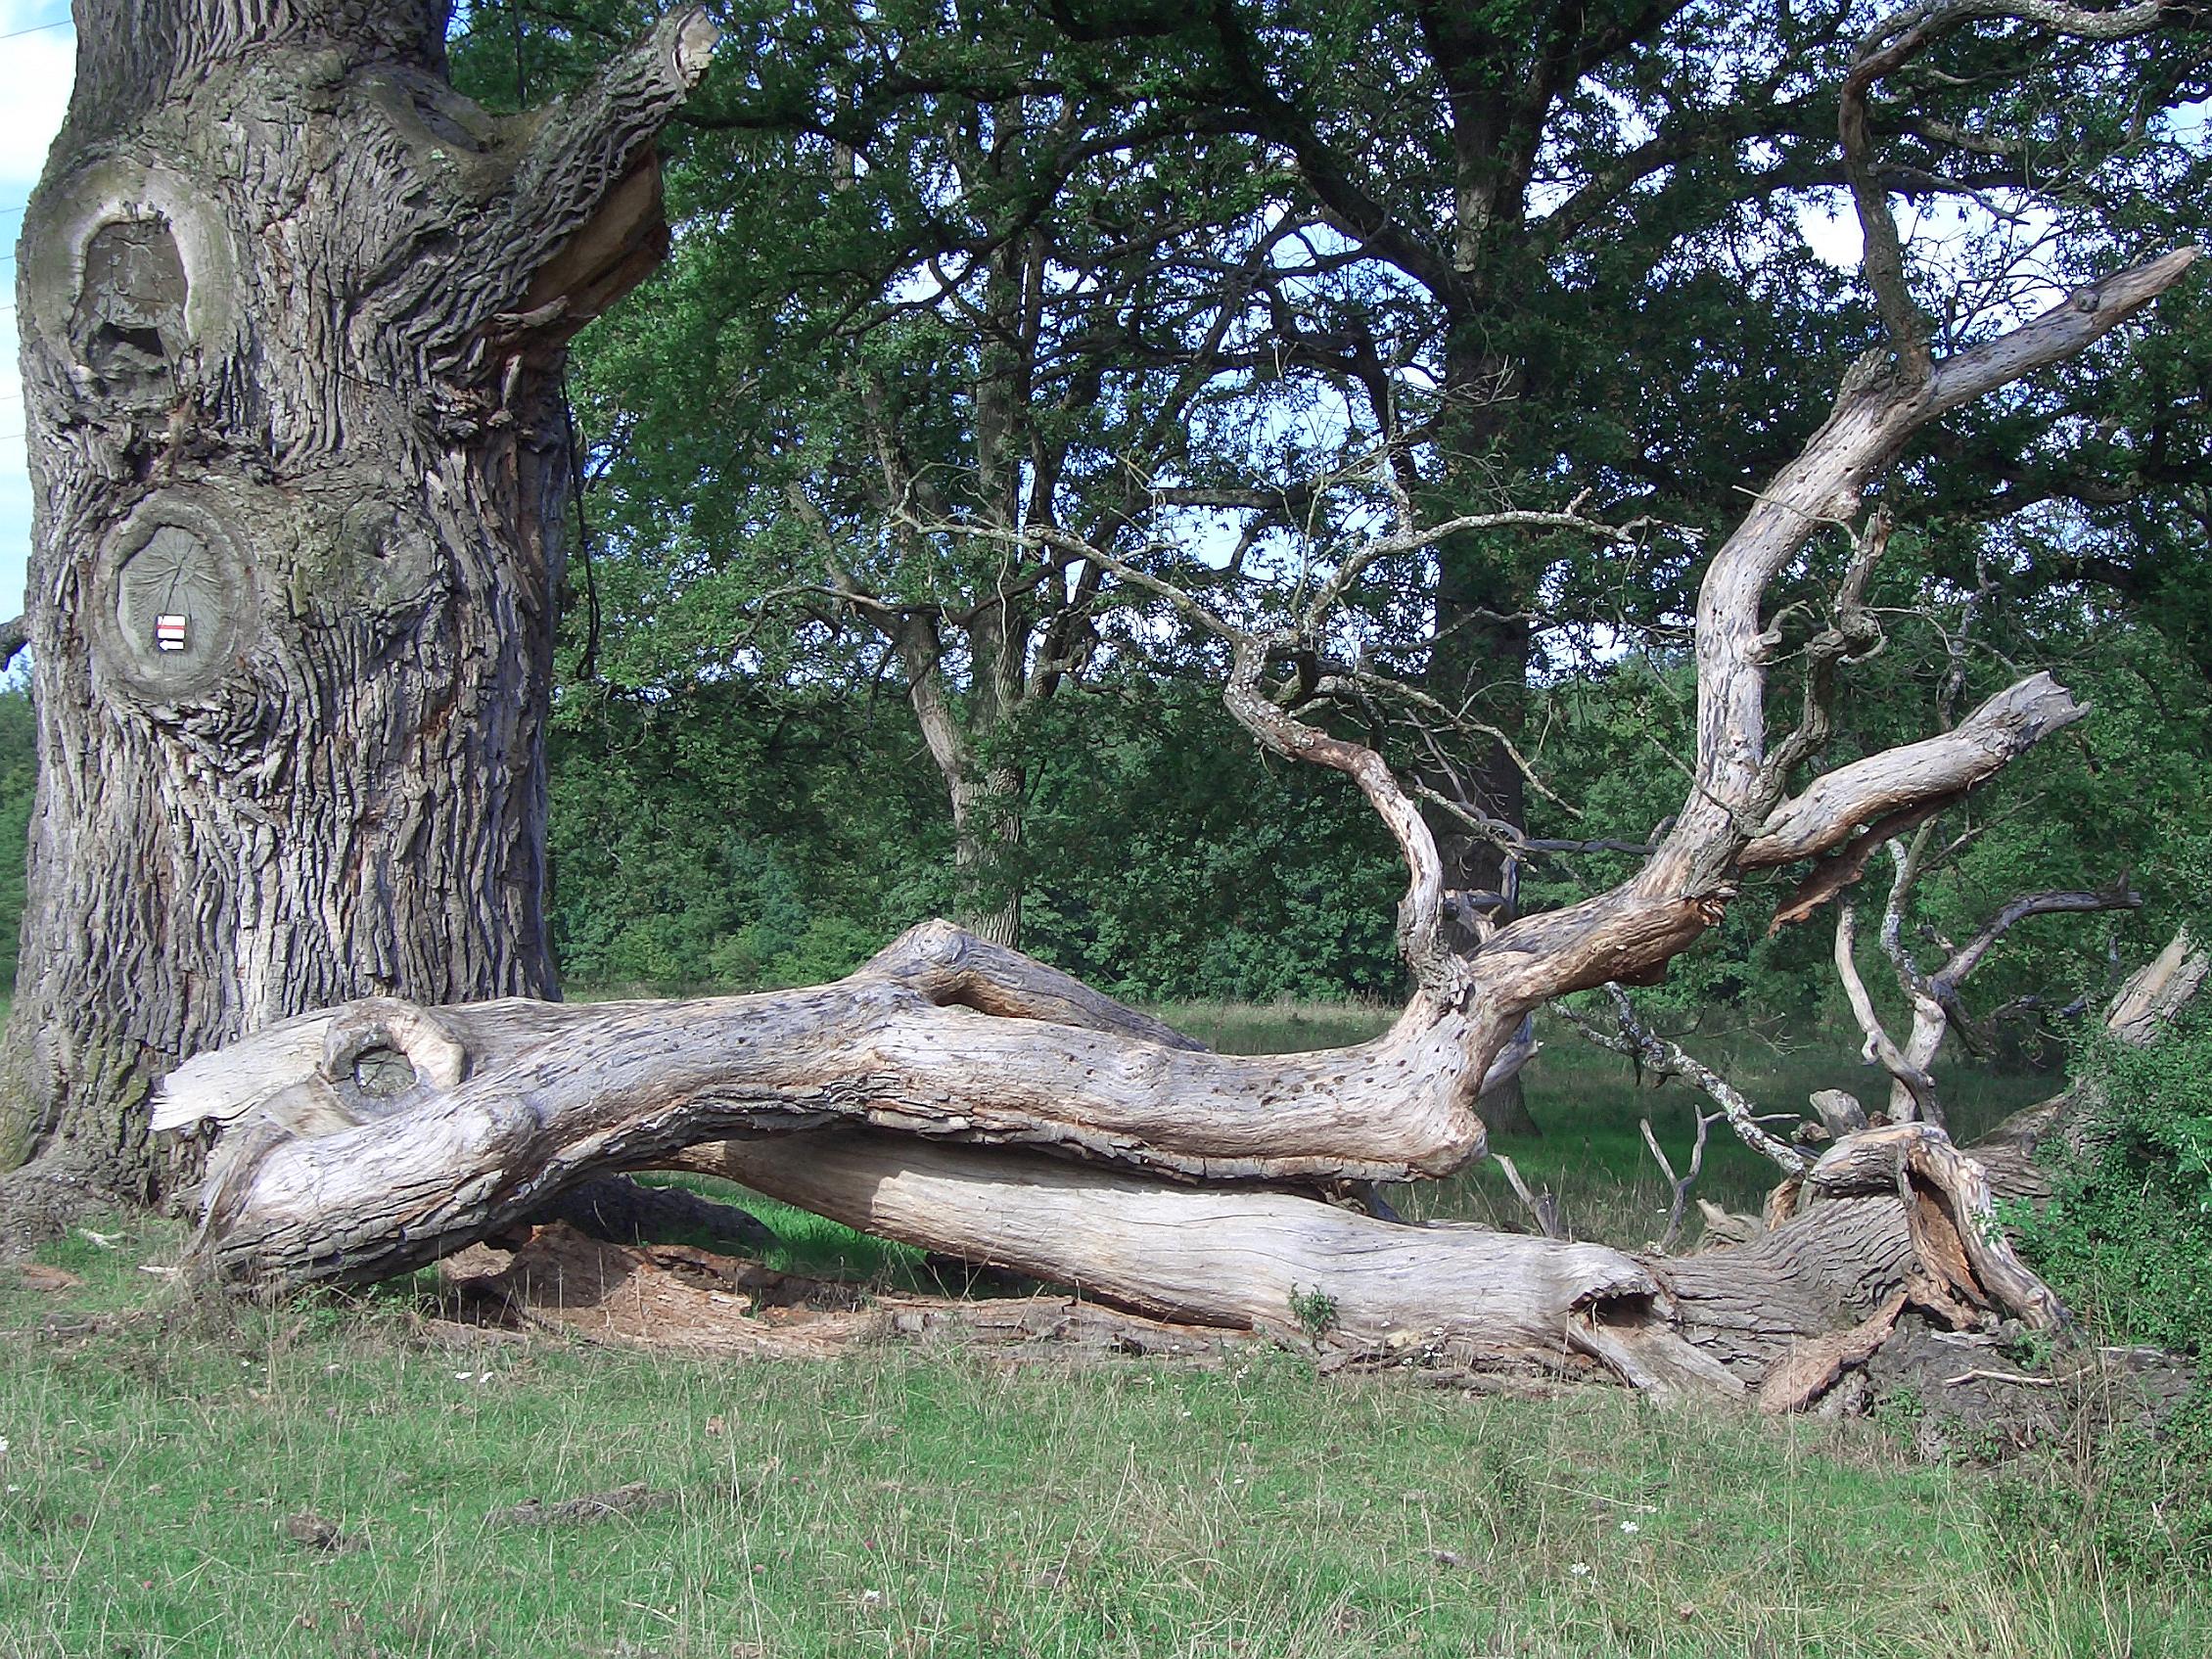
top-left (426, 0), bottom-right (2212, 1033)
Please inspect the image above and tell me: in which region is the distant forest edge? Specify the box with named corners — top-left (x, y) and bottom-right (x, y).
top-left (1, 633), bottom-right (2195, 1028)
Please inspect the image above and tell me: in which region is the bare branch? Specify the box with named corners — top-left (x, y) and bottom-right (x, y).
top-left (1316, 670), bottom-right (1585, 818)
top-left (1638, 1110), bottom-right (1712, 1253)
top-left (1224, 641), bottom-right (1459, 998)
top-left (1841, 0), bottom-right (2175, 372)
top-left (1561, 990), bottom-right (1813, 1176)
top-left (1758, 510), bottom-right (1891, 802)
top-left (1611, 246), bottom-right (2194, 956)
top-left (1938, 880), bottom-right (2143, 988)
top-left (1494, 1153), bottom-right (1566, 1241)
top-left (1741, 673), bottom-right (2087, 871)
top-left (1834, 902), bottom-right (1941, 1122)
top-left (1303, 502), bottom-right (1649, 635)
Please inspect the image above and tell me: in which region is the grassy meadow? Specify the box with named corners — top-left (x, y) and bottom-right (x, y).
top-left (4, 1218), bottom-right (2206, 1659)
top-left (5, 1001), bottom-right (2196, 1658)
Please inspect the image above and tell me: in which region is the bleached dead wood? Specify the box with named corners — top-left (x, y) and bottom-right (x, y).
top-left (156, 246), bottom-right (2198, 1397)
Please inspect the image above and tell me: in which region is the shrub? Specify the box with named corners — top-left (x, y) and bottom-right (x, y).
top-left (2011, 1012), bottom-right (2212, 1357)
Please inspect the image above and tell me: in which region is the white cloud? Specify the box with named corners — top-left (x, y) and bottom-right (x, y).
top-left (1, 2), bottom-right (76, 617)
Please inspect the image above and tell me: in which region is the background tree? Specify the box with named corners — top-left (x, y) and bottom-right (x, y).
top-left (504, 0), bottom-right (1368, 948)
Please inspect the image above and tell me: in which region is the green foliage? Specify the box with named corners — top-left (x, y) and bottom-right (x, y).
top-left (1019, 681), bottom-right (1404, 1002)
top-left (1286, 1282), bottom-right (1339, 1340)
top-left (547, 674), bottom-right (1411, 1001)
top-left (1970, 1384), bottom-right (2212, 1588)
top-left (0, 684), bottom-right (33, 992)
top-left (2012, 1013), bottom-right (2212, 1357)
top-left (545, 682), bottom-right (951, 992)
top-left (437, 1), bottom-right (2212, 1039)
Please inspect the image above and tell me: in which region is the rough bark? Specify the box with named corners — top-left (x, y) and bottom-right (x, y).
top-left (158, 247), bottom-right (2196, 1395)
top-left (0, 1), bottom-right (715, 1192)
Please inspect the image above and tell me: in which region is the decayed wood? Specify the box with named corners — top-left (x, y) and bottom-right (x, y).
top-left (1756, 1289), bottom-right (1909, 1415)
top-left (2103, 928), bottom-right (2209, 1046)
top-left (155, 242), bottom-right (2198, 1396)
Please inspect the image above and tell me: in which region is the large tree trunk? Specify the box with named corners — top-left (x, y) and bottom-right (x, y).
top-left (0, 1), bottom-right (714, 1195)
top-left (1425, 322), bottom-right (1541, 1135)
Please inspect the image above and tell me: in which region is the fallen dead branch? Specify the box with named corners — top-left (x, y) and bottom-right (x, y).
top-left (148, 245), bottom-right (2200, 1404)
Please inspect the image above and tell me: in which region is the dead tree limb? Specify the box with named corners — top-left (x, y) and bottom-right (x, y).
top-left (1562, 987), bottom-right (1814, 1177)
top-left (157, 246), bottom-right (2199, 1397)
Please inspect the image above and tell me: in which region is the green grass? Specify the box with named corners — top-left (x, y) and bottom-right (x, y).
top-left (1145, 997), bottom-right (1400, 1057)
top-left (5, 1219), bottom-right (2204, 1659)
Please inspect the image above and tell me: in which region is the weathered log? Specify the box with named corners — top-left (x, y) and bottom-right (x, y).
top-left (156, 924), bottom-right (2063, 1401)
top-left (152, 246), bottom-right (2196, 1398)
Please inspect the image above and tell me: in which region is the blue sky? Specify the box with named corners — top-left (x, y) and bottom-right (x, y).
top-left (1, 1), bottom-right (75, 624)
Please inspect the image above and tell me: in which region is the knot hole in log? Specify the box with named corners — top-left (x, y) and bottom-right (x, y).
top-left (317, 1000), bottom-right (470, 1119)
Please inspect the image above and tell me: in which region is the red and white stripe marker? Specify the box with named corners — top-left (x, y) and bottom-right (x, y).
top-left (155, 614), bottom-right (188, 652)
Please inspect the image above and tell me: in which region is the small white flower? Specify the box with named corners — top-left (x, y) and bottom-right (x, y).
top-left (4, 1484), bottom-right (20, 1494)
top-left (1620, 1520), bottom-right (1640, 1535)
top-left (1569, 1562), bottom-right (1590, 1578)
top-left (0, 1435), bottom-right (11, 1456)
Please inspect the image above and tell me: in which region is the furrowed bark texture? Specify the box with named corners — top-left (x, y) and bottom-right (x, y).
top-left (1, 1), bottom-right (715, 1189)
